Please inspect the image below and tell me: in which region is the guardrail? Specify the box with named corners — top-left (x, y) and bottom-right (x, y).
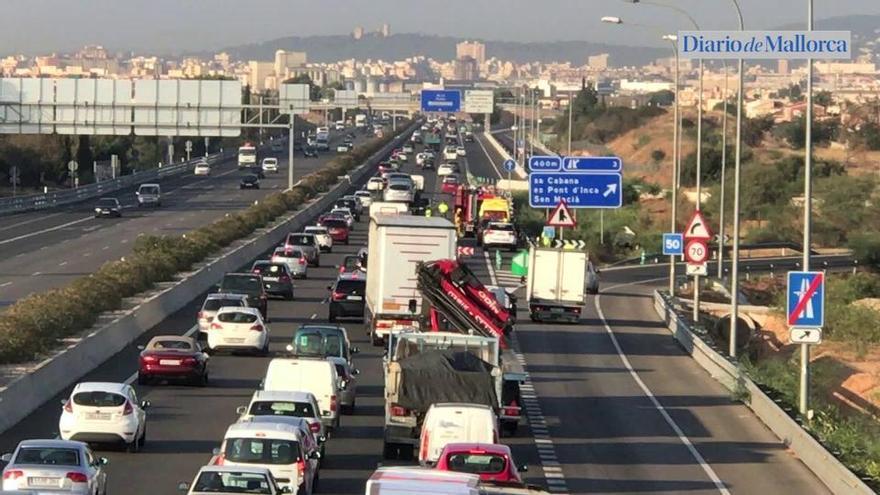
top-left (0, 150), bottom-right (237, 216)
top-left (483, 131), bottom-right (526, 179)
top-left (652, 290), bottom-right (874, 495)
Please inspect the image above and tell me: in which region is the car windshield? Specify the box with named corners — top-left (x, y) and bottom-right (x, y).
top-left (342, 256), bottom-right (360, 272)
top-left (204, 298), bottom-right (244, 312)
top-left (193, 471), bottom-right (272, 494)
top-left (287, 235), bottom-right (314, 246)
top-left (292, 331), bottom-right (346, 358)
top-left (253, 263), bottom-right (286, 276)
top-left (335, 280), bottom-right (365, 295)
top-left (446, 453), bottom-right (508, 475)
top-left (217, 312), bottom-right (258, 324)
top-left (224, 438), bottom-right (301, 465)
top-left (15, 447), bottom-right (80, 467)
top-left (221, 276), bottom-right (261, 293)
top-left (97, 199), bottom-right (116, 207)
top-left (331, 209), bottom-right (350, 216)
top-left (73, 391), bottom-right (126, 407)
top-left (488, 223), bottom-right (514, 231)
top-left (323, 220), bottom-right (346, 229)
top-left (249, 400), bottom-right (315, 418)
top-left (275, 249), bottom-right (303, 259)
top-left (243, 175), bottom-right (258, 181)
top-left (139, 186), bottom-right (158, 195)
top-left (305, 228), bottom-right (327, 235)
top-left (389, 184), bottom-right (409, 191)
top-left (147, 339), bottom-right (194, 351)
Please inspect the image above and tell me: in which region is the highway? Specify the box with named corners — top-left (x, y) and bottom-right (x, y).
top-left (0, 124), bottom-right (834, 495)
top-left (0, 130), bottom-right (363, 307)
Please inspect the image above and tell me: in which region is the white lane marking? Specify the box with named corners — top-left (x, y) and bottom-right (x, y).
top-left (121, 239), bottom-right (128, 244)
top-left (124, 324), bottom-right (199, 385)
top-left (32, 271), bottom-right (42, 276)
top-left (102, 246), bottom-right (109, 250)
top-left (15, 253), bottom-right (24, 258)
top-left (310, 313), bottom-right (317, 320)
top-left (0, 211), bottom-right (66, 232)
top-left (483, 253), bottom-right (569, 494)
top-left (83, 252), bottom-right (91, 257)
top-left (594, 288), bottom-right (730, 494)
top-left (59, 261), bottom-right (68, 267)
top-left (0, 282), bottom-right (12, 288)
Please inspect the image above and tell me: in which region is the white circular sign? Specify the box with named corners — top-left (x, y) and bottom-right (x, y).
top-left (686, 240), bottom-right (708, 264)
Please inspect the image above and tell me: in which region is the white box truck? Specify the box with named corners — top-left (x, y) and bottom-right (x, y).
top-left (526, 247), bottom-right (587, 323)
top-left (365, 215), bottom-right (457, 346)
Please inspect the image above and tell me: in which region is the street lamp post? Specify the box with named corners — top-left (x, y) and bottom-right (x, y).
top-left (800, 0), bottom-right (815, 417)
top-left (729, 0), bottom-right (745, 359)
top-left (718, 63), bottom-right (730, 279)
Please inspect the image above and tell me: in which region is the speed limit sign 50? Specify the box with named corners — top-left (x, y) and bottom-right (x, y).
top-left (685, 240), bottom-right (708, 264)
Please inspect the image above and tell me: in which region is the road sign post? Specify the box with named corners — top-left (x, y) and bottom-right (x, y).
top-left (503, 159), bottom-right (516, 186)
top-left (683, 210), bottom-right (712, 324)
top-left (787, 270), bottom-right (825, 417)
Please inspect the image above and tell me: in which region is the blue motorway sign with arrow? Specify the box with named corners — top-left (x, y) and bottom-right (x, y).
top-left (528, 172), bottom-right (623, 208)
top-left (420, 90), bottom-right (462, 113)
top-left (503, 159), bottom-right (517, 172)
top-left (562, 156), bottom-right (622, 172)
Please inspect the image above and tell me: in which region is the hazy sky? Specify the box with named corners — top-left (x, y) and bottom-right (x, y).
top-left (1, 0), bottom-right (877, 55)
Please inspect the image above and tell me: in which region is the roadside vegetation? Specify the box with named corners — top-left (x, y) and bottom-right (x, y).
top-left (0, 132), bottom-right (399, 365)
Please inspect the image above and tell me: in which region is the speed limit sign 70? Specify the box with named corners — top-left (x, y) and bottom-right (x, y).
top-left (685, 240), bottom-right (708, 264)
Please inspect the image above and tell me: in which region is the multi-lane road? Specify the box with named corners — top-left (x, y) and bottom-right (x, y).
top-left (0, 131), bottom-right (360, 307)
top-left (0, 124), bottom-right (833, 494)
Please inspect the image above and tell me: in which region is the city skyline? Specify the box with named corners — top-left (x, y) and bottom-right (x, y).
top-left (0, 0), bottom-right (877, 55)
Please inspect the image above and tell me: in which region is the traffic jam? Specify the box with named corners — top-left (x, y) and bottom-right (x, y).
top-left (1, 118), bottom-right (591, 495)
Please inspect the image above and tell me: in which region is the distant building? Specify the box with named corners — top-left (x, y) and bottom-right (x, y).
top-left (815, 61), bottom-right (876, 75)
top-left (274, 50), bottom-right (307, 79)
top-left (456, 41), bottom-right (486, 65)
top-left (619, 79), bottom-right (672, 93)
top-left (778, 59), bottom-right (789, 75)
top-left (588, 53), bottom-right (609, 71)
top-left (353, 26), bottom-right (364, 40)
top-left (381, 23), bottom-right (391, 37)
top-left (247, 60), bottom-right (274, 91)
top-left (453, 56), bottom-right (479, 81)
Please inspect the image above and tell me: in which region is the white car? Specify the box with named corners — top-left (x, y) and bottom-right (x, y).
top-left (456, 146), bottom-right (467, 157)
top-left (271, 247), bottom-right (309, 279)
top-left (330, 208), bottom-right (355, 228)
top-left (214, 421), bottom-right (319, 494)
top-left (481, 222), bottom-right (518, 250)
top-left (395, 152), bottom-right (408, 162)
top-left (236, 390), bottom-right (327, 452)
top-left (304, 226), bottom-right (333, 253)
top-left (207, 307), bottom-right (270, 355)
top-left (437, 163), bottom-right (457, 176)
top-left (194, 161), bottom-right (211, 176)
top-left (383, 181), bottom-right (414, 204)
top-left (367, 177), bottom-right (385, 191)
top-left (178, 466), bottom-right (290, 495)
top-left (1, 439), bottom-right (109, 494)
top-left (354, 190), bottom-right (373, 208)
top-left (418, 403), bottom-right (498, 466)
top-left (261, 157), bottom-right (279, 173)
top-left (58, 382), bottom-right (149, 453)
top-left (335, 121), bottom-right (345, 131)
top-left (415, 152), bottom-right (427, 166)
top-left (337, 143), bottom-right (351, 153)
top-left (198, 293), bottom-right (250, 337)
top-left (402, 144), bottom-right (414, 154)
top-left (444, 146), bottom-right (458, 161)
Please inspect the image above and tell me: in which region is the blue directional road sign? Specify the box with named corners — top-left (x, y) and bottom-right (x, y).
top-left (787, 271), bottom-right (825, 328)
top-left (503, 159), bottom-right (517, 172)
top-left (528, 156), bottom-right (561, 172)
top-left (542, 226), bottom-right (556, 239)
top-left (562, 156), bottom-right (622, 172)
top-left (420, 90), bottom-right (462, 113)
top-left (662, 233), bottom-right (684, 256)
top-left (528, 172), bottom-right (623, 208)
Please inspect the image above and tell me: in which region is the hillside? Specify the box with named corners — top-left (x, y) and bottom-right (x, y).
top-left (602, 112), bottom-right (695, 187)
top-left (210, 33), bottom-right (667, 66)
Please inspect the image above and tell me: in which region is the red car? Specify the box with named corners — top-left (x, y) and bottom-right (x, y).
top-left (435, 443), bottom-right (526, 485)
top-left (442, 175), bottom-right (461, 194)
top-left (322, 218), bottom-right (350, 244)
top-left (137, 335), bottom-right (209, 386)
top-left (378, 162), bottom-right (393, 174)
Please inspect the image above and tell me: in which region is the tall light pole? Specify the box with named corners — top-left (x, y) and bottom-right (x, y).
top-left (728, 0), bottom-right (745, 359)
top-left (800, 0), bottom-right (815, 417)
top-left (623, 0), bottom-right (704, 321)
top-left (718, 63), bottom-right (730, 279)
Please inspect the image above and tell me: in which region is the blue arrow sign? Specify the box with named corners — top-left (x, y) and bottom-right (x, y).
top-left (662, 233), bottom-right (684, 256)
top-left (528, 156), bottom-right (561, 172)
top-left (563, 156), bottom-right (622, 172)
top-left (528, 172), bottom-right (623, 208)
top-left (542, 226), bottom-right (556, 239)
top-left (420, 90), bottom-right (462, 113)
top-left (787, 271), bottom-right (825, 328)
top-left (503, 159), bottom-right (517, 172)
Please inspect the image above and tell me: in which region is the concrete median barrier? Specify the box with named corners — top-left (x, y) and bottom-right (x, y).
top-left (0, 122), bottom-right (417, 435)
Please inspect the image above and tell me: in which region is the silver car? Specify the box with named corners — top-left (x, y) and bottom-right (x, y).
top-left (329, 357), bottom-right (359, 414)
top-left (353, 190), bottom-right (373, 208)
top-left (283, 233), bottom-right (320, 267)
top-left (304, 226), bottom-right (333, 253)
top-left (271, 247), bottom-right (308, 279)
top-left (1, 439), bottom-right (108, 494)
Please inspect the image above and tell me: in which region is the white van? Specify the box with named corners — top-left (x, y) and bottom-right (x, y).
top-left (263, 358), bottom-right (341, 430)
top-left (214, 420), bottom-right (319, 494)
top-left (418, 403), bottom-right (498, 466)
top-left (365, 467), bottom-right (480, 495)
top-left (369, 201), bottom-right (409, 219)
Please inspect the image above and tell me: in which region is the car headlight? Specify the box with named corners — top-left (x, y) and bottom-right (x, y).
top-left (95, 208), bottom-right (102, 212)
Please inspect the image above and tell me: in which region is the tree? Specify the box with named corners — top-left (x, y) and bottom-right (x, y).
top-left (774, 116), bottom-right (838, 149)
top-left (650, 149), bottom-right (666, 163)
top-left (283, 74), bottom-right (322, 101)
top-left (571, 82), bottom-right (599, 118)
top-left (814, 90), bottom-right (833, 108)
top-left (851, 122), bottom-right (880, 150)
top-left (742, 115), bottom-right (774, 146)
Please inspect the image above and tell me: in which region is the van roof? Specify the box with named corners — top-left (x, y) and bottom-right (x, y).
top-left (224, 420), bottom-right (302, 439)
top-left (430, 403), bottom-right (494, 412)
top-left (250, 390), bottom-right (316, 403)
top-left (372, 215), bottom-right (454, 229)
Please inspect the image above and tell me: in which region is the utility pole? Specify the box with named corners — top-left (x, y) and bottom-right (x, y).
top-left (287, 114), bottom-right (295, 191)
top-left (799, 0), bottom-right (814, 417)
